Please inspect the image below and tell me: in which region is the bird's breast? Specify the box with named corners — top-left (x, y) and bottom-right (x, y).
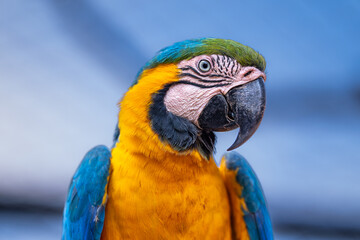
top-left (100, 146), bottom-right (232, 240)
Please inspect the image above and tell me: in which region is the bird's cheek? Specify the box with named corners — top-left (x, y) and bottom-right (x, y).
top-left (163, 84), bottom-right (220, 126)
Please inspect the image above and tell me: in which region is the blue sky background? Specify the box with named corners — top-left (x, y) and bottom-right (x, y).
top-left (0, 0), bottom-right (360, 239)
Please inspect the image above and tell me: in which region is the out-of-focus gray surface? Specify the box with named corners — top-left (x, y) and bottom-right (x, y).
top-left (0, 211), bottom-right (62, 240)
top-left (0, 0), bottom-right (360, 239)
top-left (1, 211), bottom-right (359, 240)
top-left (0, 0), bottom-right (124, 208)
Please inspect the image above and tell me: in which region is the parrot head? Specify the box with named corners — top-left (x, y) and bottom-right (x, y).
top-left (119, 38), bottom-right (266, 159)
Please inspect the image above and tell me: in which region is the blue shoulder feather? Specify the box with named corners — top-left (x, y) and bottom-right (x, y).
top-left (224, 151), bottom-right (273, 240)
top-left (62, 145), bottom-right (111, 240)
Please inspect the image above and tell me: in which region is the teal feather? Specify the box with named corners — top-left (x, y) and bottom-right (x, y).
top-left (224, 151), bottom-right (273, 240)
top-left (62, 145), bottom-right (110, 240)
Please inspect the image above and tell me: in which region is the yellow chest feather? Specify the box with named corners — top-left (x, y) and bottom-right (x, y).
top-left (101, 145), bottom-right (231, 240)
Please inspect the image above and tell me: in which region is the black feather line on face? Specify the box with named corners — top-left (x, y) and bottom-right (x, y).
top-left (148, 82), bottom-right (216, 160)
top-left (231, 62), bottom-right (235, 76)
top-left (216, 56), bottom-right (223, 72)
top-left (211, 57), bottom-right (216, 67)
top-left (178, 73), bottom-right (228, 83)
top-left (176, 80), bottom-right (230, 88)
top-left (179, 66), bottom-right (231, 79)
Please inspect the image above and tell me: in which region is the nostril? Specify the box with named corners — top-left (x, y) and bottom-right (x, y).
top-left (244, 70), bottom-right (253, 77)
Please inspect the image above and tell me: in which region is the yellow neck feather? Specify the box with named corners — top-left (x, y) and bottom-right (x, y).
top-left (115, 64), bottom-right (207, 168)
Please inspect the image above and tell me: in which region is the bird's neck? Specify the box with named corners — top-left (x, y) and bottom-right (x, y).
top-left (112, 64), bottom-right (211, 173)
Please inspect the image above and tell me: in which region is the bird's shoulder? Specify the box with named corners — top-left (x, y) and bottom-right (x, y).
top-left (62, 145), bottom-right (111, 240)
top-left (219, 151), bottom-right (273, 240)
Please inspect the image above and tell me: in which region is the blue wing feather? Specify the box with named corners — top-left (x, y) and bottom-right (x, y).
top-left (224, 151), bottom-right (273, 240)
top-left (62, 145), bottom-right (111, 240)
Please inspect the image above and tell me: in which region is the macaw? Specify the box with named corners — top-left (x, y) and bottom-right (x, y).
top-left (62, 38), bottom-right (273, 240)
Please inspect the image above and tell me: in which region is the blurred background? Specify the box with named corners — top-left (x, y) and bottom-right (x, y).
top-left (0, 0), bottom-right (359, 239)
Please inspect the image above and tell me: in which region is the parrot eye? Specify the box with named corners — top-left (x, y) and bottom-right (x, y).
top-left (198, 60), bottom-right (211, 72)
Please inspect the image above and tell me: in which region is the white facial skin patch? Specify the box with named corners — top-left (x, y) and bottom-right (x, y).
top-left (163, 54), bottom-right (266, 127)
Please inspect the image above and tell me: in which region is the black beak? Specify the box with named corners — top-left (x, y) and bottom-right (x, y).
top-left (197, 78), bottom-right (266, 151)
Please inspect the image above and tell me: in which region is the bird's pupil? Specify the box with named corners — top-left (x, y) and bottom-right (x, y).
top-left (199, 60), bottom-right (210, 72)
